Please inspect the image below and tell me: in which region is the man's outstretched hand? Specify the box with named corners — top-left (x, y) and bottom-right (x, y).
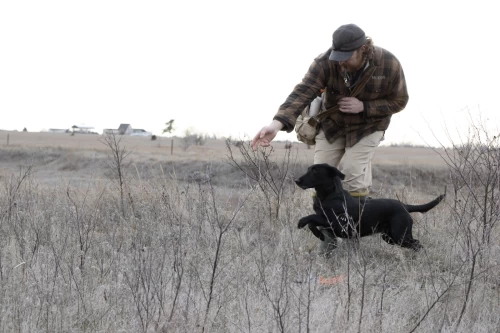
top-left (251, 120), bottom-right (284, 150)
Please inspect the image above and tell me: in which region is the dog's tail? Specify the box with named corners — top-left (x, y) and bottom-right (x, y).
top-left (405, 194), bottom-right (445, 213)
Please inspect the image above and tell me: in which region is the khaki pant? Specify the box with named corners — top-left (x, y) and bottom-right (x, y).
top-left (314, 130), bottom-right (384, 195)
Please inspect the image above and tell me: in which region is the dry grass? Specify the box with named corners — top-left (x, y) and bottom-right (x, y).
top-left (0, 133), bottom-right (498, 332)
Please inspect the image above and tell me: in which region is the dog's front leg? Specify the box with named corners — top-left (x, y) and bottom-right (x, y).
top-left (298, 215), bottom-right (323, 228)
top-left (308, 225), bottom-right (325, 240)
top-left (298, 215), bottom-right (329, 241)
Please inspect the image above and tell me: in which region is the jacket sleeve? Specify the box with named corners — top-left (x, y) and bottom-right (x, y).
top-left (273, 55), bottom-right (329, 132)
top-left (363, 61), bottom-right (409, 118)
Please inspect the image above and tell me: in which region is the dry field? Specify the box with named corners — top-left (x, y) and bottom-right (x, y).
top-left (0, 131), bottom-right (447, 165)
top-left (0, 131), bottom-right (448, 188)
top-left (0, 131), bottom-right (498, 332)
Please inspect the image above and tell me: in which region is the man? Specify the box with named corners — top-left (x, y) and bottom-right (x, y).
top-left (251, 23), bottom-right (409, 254)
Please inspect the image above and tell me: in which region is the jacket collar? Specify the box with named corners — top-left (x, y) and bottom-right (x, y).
top-left (370, 46), bottom-right (383, 67)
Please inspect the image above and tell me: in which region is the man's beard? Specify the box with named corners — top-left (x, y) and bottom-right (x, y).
top-left (341, 62), bottom-right (363, 73)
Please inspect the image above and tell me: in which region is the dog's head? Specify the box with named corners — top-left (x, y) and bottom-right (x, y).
top-left (294, 164), bottom-right (345, 190)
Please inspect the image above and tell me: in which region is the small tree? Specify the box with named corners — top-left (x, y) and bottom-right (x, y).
top-left (163, 119), bottom-right (175, 135)
top-left (99, 132), bottom-right (131, 218)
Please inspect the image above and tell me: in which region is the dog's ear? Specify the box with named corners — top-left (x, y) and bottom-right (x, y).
top-left (326, 165), bottom-right (345, 180)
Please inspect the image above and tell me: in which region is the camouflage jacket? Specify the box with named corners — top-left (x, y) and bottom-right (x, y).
top-left (273, 46), bottom-right (409, 147)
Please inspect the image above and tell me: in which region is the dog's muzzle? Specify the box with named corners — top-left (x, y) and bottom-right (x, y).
top-left (294, 176), bottom-right (312, 190)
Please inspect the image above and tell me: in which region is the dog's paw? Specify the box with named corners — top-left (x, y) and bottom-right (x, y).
top-left (381, 233), bottom-right (395, 245)
top-left (410, 240), bottom-right (423, 252)
top-left (298, 217), bottom-right (311, 229)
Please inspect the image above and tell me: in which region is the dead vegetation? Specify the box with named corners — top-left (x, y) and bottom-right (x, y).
top-left (0, 131), bottom-right (498, 332)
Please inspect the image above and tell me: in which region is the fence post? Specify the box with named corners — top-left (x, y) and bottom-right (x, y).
top-left (6, 134), bottom-right (9, 146)
top-left (170, 139), bottom-right (174, 155)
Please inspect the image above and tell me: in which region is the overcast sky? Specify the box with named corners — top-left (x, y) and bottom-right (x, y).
top-left (1, 0), bottom-right (499, 147)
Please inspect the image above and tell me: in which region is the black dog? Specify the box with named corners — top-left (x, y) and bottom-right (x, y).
top-left (295, 164), bottom-right (445, 251)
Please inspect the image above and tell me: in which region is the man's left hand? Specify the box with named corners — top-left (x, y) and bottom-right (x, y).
top-left (338, 97), bottom-right (364, 114)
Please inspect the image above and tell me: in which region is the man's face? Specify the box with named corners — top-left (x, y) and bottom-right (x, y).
top-left (338, 47), bottom-right (365, 73)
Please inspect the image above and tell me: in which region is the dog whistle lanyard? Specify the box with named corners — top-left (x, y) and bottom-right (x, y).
top-left (342, 61), bottom-right (370, 92)
top-left (343, 68), bottom-right (350, 88)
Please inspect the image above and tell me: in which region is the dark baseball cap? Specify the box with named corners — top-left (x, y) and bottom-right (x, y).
top-left (329, 24), bottom-right (366, 62)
